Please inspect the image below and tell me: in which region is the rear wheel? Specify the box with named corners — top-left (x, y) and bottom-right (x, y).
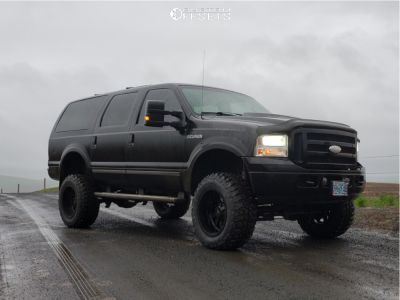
top-left (153, 199), bottom-right (190, 219)
top-left (59, 174), bottom-right (99, 228)
top-left (297, 201), bottom-right (354, 238)
top-left (192, 172), bottom-right (257, 250)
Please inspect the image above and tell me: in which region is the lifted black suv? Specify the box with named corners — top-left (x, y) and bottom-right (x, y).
top-left (48, 83), bottom-right (365, 250)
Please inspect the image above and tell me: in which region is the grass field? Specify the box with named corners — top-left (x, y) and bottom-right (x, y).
top-left (354, 195), bottom-right (399, 208)
top-left (36, 186), bottom-right (59, 193)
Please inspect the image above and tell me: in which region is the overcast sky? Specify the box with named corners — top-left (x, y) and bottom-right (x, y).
top-left (0, 1), bottom-right (398, 183)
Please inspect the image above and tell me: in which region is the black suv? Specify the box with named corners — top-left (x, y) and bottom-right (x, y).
top-left (48, 83), bottom-right (365, 250)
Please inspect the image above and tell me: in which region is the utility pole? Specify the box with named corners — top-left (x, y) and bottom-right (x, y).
top-left (17, 184), bottom-right (20, 194)
top-left (44, 178), bottom-right (46, 191)
top-left (1, 188), bottom-right (2, 194)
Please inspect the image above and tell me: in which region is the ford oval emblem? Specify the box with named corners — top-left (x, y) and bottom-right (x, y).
top-left (329, 145), bottom-right (342, 154)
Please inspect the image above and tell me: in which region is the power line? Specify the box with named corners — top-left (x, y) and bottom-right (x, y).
top-left (367, 172), bottom-right (399, 175)
top-left (360, 155), bottom-right (399, 159)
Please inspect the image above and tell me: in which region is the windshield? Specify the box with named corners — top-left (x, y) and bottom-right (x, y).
top-left (181, 86), bottom-right (269, 115)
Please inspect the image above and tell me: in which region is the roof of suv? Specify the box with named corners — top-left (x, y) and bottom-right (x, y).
top-left (70, 83), bottom-right (249, 105)
top-left (92, 83), bottom-right (240, 98)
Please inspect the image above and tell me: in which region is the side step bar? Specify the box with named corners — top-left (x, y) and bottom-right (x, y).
top-left (94, 192), bottom-right (179, 204)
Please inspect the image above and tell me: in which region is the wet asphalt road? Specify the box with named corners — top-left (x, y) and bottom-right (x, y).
top-left (0, 193), bottom-right (398, 300)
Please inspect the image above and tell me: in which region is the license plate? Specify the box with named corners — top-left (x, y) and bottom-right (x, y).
top-left (332, 181), bottom-right (349, 196)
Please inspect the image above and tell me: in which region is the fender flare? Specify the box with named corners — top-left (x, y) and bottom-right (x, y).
top-left (183, 141), bottom-right (246, 193)
top-left (59, 144), bottom-right (91, 178)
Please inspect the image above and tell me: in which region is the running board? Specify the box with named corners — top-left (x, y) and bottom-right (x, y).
top-left (94, 192), bottom-right (179, 204)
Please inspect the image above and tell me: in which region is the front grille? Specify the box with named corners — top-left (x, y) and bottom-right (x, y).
top-left (291, 128), bottom-right (358, 170)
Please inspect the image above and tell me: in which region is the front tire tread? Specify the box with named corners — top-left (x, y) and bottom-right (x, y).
top-left (59, 174), bottom-right (99, 228)
top-left (192, 172), bottom-right (257, 250)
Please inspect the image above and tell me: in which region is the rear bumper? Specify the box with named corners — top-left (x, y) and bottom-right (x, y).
top-left (243, 157), bottom-right (365, 205)
top-left (48, 162), bottom-right (60, 181)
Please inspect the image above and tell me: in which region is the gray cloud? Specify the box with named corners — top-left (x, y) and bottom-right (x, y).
top-left (0, 1), bottom-right (398, 182)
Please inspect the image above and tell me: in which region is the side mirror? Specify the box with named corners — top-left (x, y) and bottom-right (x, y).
top-left (144, 100), bottom-right (186, 129)
top-left (144, 100), bottom-right (166, 127)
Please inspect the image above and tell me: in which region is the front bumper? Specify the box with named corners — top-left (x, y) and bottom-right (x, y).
top-left (243, 157), bottom-right (365, 205)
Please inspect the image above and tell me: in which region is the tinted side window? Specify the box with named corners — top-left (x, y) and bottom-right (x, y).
top-left (56, 96), bottom-right (107, 132)
top-left (138, 89), bottom-right (182, 125)
top-left (101, 93), bottom-right (137, 127)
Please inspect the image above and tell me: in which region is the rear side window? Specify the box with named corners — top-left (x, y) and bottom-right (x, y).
top-left (56, 96), bottom-right (107, 132)
top-left (101, 93), bottom-right (137, 127)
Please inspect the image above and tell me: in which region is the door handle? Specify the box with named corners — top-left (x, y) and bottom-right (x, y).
top-left (128, 134), bottom-right (135, 147)
top-left (91, 136), bottom-right (97, 150)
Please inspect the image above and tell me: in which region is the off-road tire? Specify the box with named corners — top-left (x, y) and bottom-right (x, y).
top-left (59, 174), bottom-right (99, 228)
top-left (297, 201), bottom-right (354, 238)
top-left (192, 172), bottom-right (257, 250)
top-left (153, 199), bottom-right (190, 219)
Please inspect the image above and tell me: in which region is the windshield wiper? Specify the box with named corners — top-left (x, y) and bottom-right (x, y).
top-left (201, 111), bottom-right (242, 116)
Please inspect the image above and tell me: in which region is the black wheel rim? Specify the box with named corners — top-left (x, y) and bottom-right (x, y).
top-left (311, 211), bottom-right (332, 225)
top-left (198, 191), bottom-right (227, 237)
top-left (62, 187), bottom-right (77, 218)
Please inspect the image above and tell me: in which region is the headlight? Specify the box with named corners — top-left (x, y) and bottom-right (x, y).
top-left (255, 134), bottom-right (288, 157)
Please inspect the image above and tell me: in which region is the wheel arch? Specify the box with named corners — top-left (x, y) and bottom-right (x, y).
top-left (59, 145), bottom-right (91, 183)
top-left (184, 143), bottom-right (246, 195)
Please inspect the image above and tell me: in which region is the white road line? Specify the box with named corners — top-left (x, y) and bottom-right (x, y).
top-left (101, 208), bottom-right (156, 227)
top-left (4, 195), bottom-right (108, 300)
top-left (362, 259), bottom-right (399, 272)
top-left (101, 206), bottom-right (192, 225)
top-left (0, 237), bottom-right (10, 299)
top-left (44, 193), bottom-right (191, 225)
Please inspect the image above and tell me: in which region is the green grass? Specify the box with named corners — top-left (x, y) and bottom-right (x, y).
top-left (354, 195), bottom-right (399, 208)
top-left (36, 186), bottom-right (59, 193)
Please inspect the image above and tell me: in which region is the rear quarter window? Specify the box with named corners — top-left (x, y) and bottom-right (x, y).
top-left (101, 93), bottom-right (138, 127)
top-left (56, 96), bottom-right (107, 132)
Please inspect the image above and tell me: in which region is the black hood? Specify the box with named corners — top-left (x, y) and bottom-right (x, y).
top-left (201, 113), bottom-right (355, 133)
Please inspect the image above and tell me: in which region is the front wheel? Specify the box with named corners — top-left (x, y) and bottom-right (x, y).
top-left (192, 172), bottom-right (257, 250)
top-left (297, 201), bottom-right (354, 238)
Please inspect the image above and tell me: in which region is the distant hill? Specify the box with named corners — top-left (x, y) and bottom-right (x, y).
top-left (0, 175), bottom-right (57, 193)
